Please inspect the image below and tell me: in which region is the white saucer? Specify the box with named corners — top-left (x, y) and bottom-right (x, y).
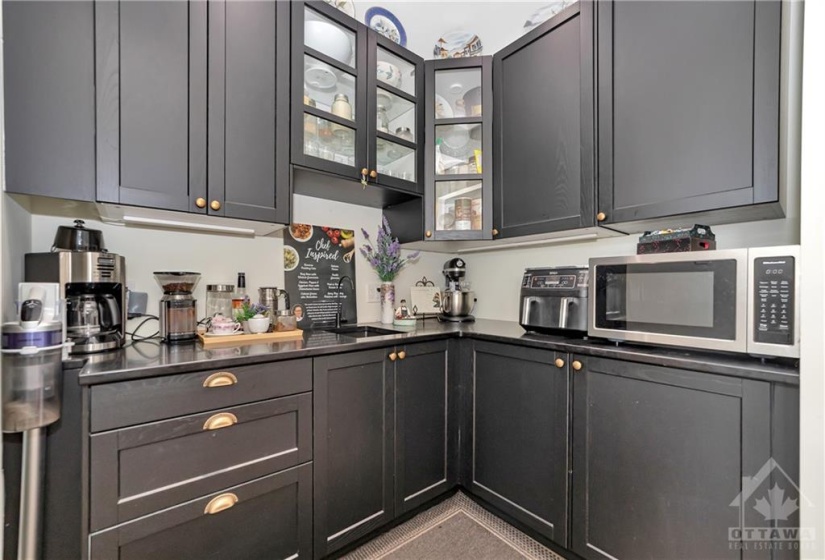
top-left (204, 331), bottom-right (242, 337)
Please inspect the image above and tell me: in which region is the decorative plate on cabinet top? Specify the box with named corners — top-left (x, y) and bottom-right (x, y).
top-left (523, 1), bottom-right (577, 34)
top-left (433, 31), bottom-right (483, 58)
top-left (323, 0), bottom-right (356, 18)
top-left (365, 7), bottom-right (407, 47)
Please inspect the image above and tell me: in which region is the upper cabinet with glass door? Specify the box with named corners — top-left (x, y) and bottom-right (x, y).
top-left (367, 33), bottom-right (424, 193)
top-left (425, 57), bottom-right (493, 240)
top-left (292, 1), bottom-right (424, 193)
top-left (292, 2), bottom-right (366, 181)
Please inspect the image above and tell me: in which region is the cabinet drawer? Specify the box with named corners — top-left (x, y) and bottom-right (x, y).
top-left (90, 358), bottom-right (312, 431)
top-left (89, 462), bottom-right (312, 560)
top-left (90, 393), bottom-right (312, 531)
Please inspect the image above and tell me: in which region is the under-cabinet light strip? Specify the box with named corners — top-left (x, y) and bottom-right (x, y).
top-left (122, 216), bottom-right (256, 236)
top-left (456, 233), bottom-right (599, 254)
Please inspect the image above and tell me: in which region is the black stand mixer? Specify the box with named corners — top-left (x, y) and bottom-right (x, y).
top-left (438, 258), bottom-right (476, 323)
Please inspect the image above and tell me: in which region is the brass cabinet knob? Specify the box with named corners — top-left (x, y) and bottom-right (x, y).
top-left (425, 231), bottom-right (432, 238)
top-left (369, 170), bottom-right (378, 179)
top-left (195, 197), bottom-right (207, 209)
top-left (572, 360), bottom-right (583, 371)
top-left (389, 352), bottom-right (398, 361)
top-left (204, 493), bottom-right (238, 515)
top-left (596, 212), bottom-right (606, 222)
top-left (210, 200), bottom-right (222, 211)
top-left (203, 372), bottom-right (238, 388)
top-left (554, 358), bottom-right (565, 368)
top-left (398, 350), bottom-right (406, 360)
top-left (361, 168), bottom-right (369, 176)
top-left (492, 228), bottom-right (499, 237)
top-left (203, 412), bottom-right (238, 431)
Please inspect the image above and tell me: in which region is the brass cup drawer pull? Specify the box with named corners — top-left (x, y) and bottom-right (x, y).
top-left (203, 372), bottom-right (238, 388)
top-left (203, 412), bottom-right (238, 431)
top-left (204, 492), bottom-right (238, 515)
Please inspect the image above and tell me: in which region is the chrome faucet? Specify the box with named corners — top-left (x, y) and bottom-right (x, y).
top-left (335, 275), bottom-right (355, 328)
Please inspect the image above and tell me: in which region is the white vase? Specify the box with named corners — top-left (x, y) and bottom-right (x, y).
top-left (380, 282), bottom-right (395, 324)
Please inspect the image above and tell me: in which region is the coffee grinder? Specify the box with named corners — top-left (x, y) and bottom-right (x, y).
top-left (155, 272), bottom-right (201, 343)
top-left (439, 258), bottom-right (477, 323)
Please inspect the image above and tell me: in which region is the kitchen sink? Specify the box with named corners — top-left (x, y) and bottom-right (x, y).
top-left (321, 325), bottom-right (402, 338)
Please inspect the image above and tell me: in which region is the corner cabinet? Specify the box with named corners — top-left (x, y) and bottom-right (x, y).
top-left (312, 340), bottom-right (453, 558)
top-left (292, 1), bottom-right (424, 194)
top-left (94, 0), bottom-right (289, 222)
top-left (424, 57), bottom-right (494, 241)
top-left (596, 0), bottom-right (782, 230)
top-left (492, 2), bottom-right (596, 238)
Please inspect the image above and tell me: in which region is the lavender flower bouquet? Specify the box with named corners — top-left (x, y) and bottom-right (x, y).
top-left (360, 217), bottom-right (420, 282)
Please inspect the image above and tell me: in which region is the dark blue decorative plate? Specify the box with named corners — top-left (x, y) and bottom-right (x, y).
top-left (365, 7), bottom-right (407, 47)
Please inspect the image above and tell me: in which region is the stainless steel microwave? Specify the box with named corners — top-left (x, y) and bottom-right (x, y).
top-left (588, 246), bottom-right (800, 358)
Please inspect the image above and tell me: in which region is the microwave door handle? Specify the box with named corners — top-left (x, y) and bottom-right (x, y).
top-left (559, 297), bottom-right (573, 328)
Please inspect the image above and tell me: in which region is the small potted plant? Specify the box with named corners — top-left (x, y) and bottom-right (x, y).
top-left (361, 217), bottom-right (420, 324)
top-left (234, 301), bottom-right (270, 334)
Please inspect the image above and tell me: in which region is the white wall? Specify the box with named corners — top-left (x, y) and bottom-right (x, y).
top-left (1, 196), bottom-right (30, 322)
top-left (26, 194), bottom-right (445, 325)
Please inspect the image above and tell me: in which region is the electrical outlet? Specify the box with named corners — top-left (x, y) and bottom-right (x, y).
top-left (366, 283), bottom-right (381, 303)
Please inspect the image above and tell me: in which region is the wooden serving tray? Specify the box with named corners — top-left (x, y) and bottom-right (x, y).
top-left (197, 329), bottom-right (304, 347)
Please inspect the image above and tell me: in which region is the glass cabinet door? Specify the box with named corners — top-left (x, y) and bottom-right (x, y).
top-left (426, 58), bottom-right (493, 240)
top-left (368, 33), bottom-right (424, 192)
top-left (293, 2), bottom-right (365, 179)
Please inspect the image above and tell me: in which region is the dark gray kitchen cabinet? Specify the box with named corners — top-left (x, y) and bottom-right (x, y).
top-left (394, 340), bottom-right (455, 514)
top-left (89, 393), bottom-right (312, 530)
top-left (468, 341), bottom-right (570, 547)
top-left (292, 1), bottom-right (424, 198)
top-left (95, 0), bottom-right (289, 222)
top-left (313, 341), bottom-right (455, 556)
top-left (570, 355), bottom-right (775, 560)
top-left (3, 1), bottom-right (96, 202)
top-left (313, 349), bottom-right (394, 558)
top-left (596, 0), bottom-right (782, 230)
top-left (95, 0), bottom-right (204, 212)
top-left (88, 464), bottom-right (312, 560)
top-left (493, 2), bottom-right (595, 238)
top-left (424, 56), bottom-right (494, 241)
top-left (208, 0), bottom-right (291, 223)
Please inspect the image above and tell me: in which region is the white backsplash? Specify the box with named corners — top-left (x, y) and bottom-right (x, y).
top-left (463, 216), bottom-right (800, 322)
top-left (23, 194), bottom-right (447, 325)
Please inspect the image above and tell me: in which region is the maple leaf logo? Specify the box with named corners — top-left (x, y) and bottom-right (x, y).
top-left (753, 484), bottom-right (799, 521)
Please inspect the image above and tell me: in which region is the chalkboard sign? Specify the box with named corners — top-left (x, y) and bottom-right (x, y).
top-left (284, 223), bottom-right (357, 328)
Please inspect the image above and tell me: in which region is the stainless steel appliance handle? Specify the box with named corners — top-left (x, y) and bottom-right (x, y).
top-left (559, 297), bottom-right (574, 328)
top-left (521, 296), bottom-right (537, 324)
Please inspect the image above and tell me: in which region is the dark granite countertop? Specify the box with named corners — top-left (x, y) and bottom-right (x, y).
top-left (75, 319), bottom-right (799, 386)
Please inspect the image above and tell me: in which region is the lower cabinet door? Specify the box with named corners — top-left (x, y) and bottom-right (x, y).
top-left (313, 349), bottom-right (394, 558)
top-left (470, 341), bottom-right (570, 546)
top-left (571, 356), bottom-right (772, 560)
top-left (395, 340), bottom-right (453, 514)
top-left (88, 463), bottom-right (312, 560)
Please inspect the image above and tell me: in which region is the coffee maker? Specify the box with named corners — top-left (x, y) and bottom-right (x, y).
top-left (25, 252), bottom-right (126, 354)
top-left (439, 258), bottom-right (476, 323)
top-left (155, 272), bottom-right (201, 343)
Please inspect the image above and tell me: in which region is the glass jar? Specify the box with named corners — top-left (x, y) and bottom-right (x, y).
top-left (206, 284), bottom-right (234, 319)
top-left (377, 105), bottom-right (389, 133)
top-left (275, 310), bottom-right (297, 332)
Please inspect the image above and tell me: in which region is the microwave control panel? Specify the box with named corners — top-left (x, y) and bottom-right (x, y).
top-left (753, 256), bottom-right (794, 345)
